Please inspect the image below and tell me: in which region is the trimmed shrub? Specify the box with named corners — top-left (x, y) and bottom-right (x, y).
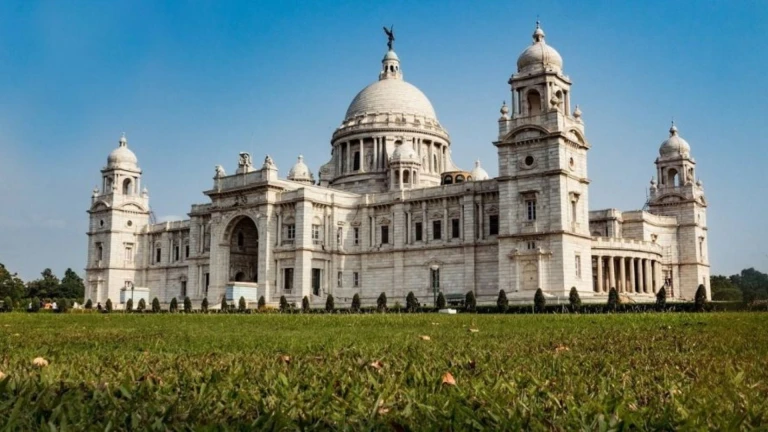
top-left (695, 284), bottom-right (707, 312)
top-left (279, 295), bottom-right (289, 312)
top-left (84, 299), bottom-right (93, 310)
top-left (257, 296), bottom-right (266, 310)
top-left (169, 297), bottom-right (179, 313)
top-left (152, 297), bottom-right (161, 313)
top-left (436, 292), bottom-right (446, 310)
top-left (105, 298), bottom-right (113, 313)
top-left (238, 296), bottom-right (247, 313)
top-left (393, 301), bottom-right (402, 313)
top-left (220, 296), bottom-right (228, 313)
top-left (496, 290), bottom-right (509, 313)
top-left (534, 288), bottom-right (546, 313)
top-left (569, 287), bottom-right (581, 312)
top-left (607, 287), bottom-right (619, 312)
top-left (465, 291), bottom-right (477, 312)
top-left (31, 297), bottom-right (41, 312)
top-left (377, 292), bottom-right (387, 312)
top-left (302, 296), bottom-right (310, 313)
top-left (406, 291), bottom-right (419, 312)
top-left (137, 298), bottom-right (146, 312)
top-left (656, 287), bottom-right (667, 310)
top-left (184, 296), bottom-right (192, 313)
top-left (126, 298), bottom-right (133, 312)
top-left (351, 294), bottom-right (361, 312)
top-left (59, 299), bottom-right (69, 313)
top-left (3, 296), bottom-right (12, 312)
top-left (325, 294), bottom-right (335, 312)
top-left (201, 297), bottom-right (208, 313)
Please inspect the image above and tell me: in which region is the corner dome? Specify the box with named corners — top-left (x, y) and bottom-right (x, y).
top-left (660, 123), bottom-right (691, 157)
top-left (517, 22), bottom-right (563, 74)
top-left (470, 160), bottom-right (489, 180)
top-left (107, 134), bottom-right (139, 170)
top-left (391, 144), bottom-right (420, 162)
top-left (287, 155), bottom-right (314, 184)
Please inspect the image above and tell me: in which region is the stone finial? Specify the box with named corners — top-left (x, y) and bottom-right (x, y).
top-left (499, 101), bottom-right (509, 120)
top-left (92, 187), bottom-right (99, 198)
top-left (573, 104), bottom-right (582, 118)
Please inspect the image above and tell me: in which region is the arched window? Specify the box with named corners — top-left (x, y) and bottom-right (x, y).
top-left (527, 90), bottom-right (542, 115)
top-left (667, 168), bottom-right (679, 187)
top-left (443, 175), bottom-right (453, 185)
top-left (455, 175), bottom-right (465, 183)
top-left (122, 178), bottom-right (132, 195)
top-left (403, 170), bottom-right (410, 185)
top-left (237, 231), bottom-right (244, 248)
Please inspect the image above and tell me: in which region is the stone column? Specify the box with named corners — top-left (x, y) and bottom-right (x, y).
top-left (596, 255), bottom-right (603, 293)
top-left (607, 256), bottom-right (615, 291)
top-left (618, 257), bottom-right (626, 293)
top-left (442, 198), bottom-right (448, 241)
top-left (644, 259), bottom-right (651, 293)
top-left (637, 258), bottom-right (644, 295)
top-left (360, 139), bottom-right (365, 172)
top-left (654, 261), bottom-right (662, 293)
top-left (629, 257), bottom-right (635, 293)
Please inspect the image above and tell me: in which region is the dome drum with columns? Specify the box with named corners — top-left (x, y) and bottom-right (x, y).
top-left (84, 23), bottom-right (712, 311)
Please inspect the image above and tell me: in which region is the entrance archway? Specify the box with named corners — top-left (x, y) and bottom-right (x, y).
top-left (228, 217), bottom-right (259, 283)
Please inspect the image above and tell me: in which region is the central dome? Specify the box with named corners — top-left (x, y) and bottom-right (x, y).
top-left (345, 79), bottom-right (437, 120)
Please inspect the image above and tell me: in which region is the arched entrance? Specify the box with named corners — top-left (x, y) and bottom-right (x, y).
top-left (228, 217), bottom-right (259, 283)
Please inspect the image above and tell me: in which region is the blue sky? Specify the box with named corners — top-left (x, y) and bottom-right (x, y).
top-left (0, 0), bottom-right (765, 280)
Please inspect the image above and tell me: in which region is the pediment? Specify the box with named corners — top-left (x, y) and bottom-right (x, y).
top-left (504, 125), bottom-right (549, 142)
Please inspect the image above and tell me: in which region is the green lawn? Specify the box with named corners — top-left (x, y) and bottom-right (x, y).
top-left (0, 312), bottom-right (766, 430)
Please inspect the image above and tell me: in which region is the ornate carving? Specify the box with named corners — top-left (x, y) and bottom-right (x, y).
top-left (214, 165), bottom-right (226, 178)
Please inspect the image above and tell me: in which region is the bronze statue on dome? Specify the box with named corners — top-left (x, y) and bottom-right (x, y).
top-left (383, 25), bottom-right (395, 50)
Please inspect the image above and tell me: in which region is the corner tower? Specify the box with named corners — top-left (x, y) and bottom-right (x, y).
top-left (85, 134), bottom-right (150, 306)
top-left (495, 22), bottom-right (593, 299)
top-left (648, 123), bottom-right (710, 299)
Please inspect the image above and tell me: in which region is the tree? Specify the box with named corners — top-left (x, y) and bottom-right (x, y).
top-left (607, 287), bottom-right (619, 312)
top-left (569, 287), bottom-right (581, 312)
top-left (184, 296), bottom-right (192, 313)
top-left (25, 268), bottom-right (60, 299)
top-left (105, 298), bottom-right (113, 313)
top-left (436, 292), bottom-right (446, 310)
top-left (59, 268), bottom-right (85, 300)
top-left (325, 294), bottom-right (335, 312)
top-left (169, 297), bottom-right (179, 313)
top-left (710, 275), bottom-right (742, 302)
top-left (3, 296), bottom-right (13, 312)
top-left (406, 291), bottom-right (419, 312)
top-left (534, 288), bottom-right (546, 313)
top-left (31, 297), bottom-right (41, 312)
top-left (351, 293), bottom-right (361, 312)
top-left (84, 299), bottom-right (93, 310)
top-left (465, 291), bottom-right (477, 312)
top-left (694, 284), bottom-right (707, 312)
top-left (377, 292), bottom-right (387, 312)
top-left (257, 296), bottom-right (265, 310)
top-left (137, 298), bottom-right (146, 312)
top-left (0, 263), bottom-right (25, 302)
top-left (302, 296), bottom-right (310, 313)
top-left (126, 298), bottom-right (133, 312)
top-left (238, 296), bottom-right (247, 313)
top-left (201, 297), bottom-right (209, 313)
top-left (279, 295), bottom-right (289, 312)
top-left (496, 290), bottom-right (509, 313)
top-left (656, 287), bottom-right (667, 311)
top-left (220, 296), bottom-right (229, 312)
top-left (152, 297), bottom-right (161, 313)
top-left (730, 268), bottom-right (768, 303)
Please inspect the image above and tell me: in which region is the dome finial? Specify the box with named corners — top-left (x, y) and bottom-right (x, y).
top-left (533, 19), bottom-right (545, 42)
top-left (119, 132), bottom-right (127, 147)
top-left (669, 120), bottom-right (678, 136)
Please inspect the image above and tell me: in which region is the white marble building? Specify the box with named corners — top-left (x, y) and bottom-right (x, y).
top-left (85, 23), bottom-right (710, 308)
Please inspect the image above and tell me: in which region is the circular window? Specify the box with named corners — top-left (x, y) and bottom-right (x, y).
top-left (524, 156), bottom-right (534, 166)
top-left (569, 157), bottom-right (575, 168)
top-left (127, 220), bottom-right (133, 227)
top-left (99, 220), bottom-right (104, 227)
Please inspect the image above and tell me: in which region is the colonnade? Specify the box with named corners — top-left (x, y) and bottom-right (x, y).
top-left (334, 137), bottom-right (447, 176)
top-left (593, 255), bottom-right (663, 294)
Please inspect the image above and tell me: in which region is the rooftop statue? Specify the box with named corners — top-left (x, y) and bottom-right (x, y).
top-left (383, 25), bottom-right (395, 50)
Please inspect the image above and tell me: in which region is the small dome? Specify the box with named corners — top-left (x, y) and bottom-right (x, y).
top-left (470, 160), bottom-right (490, 181)
top-left (390, 144), bottom-right (419, 162)
top-left (287, 155), bottom-right (314, 183)
top-left (383, 50), bottom-right (399, 61)
top-left (660, 123), bottom-right (691, 157)
top-left (107, 133), bottom-right (138, 170)
top-left (517, 22), bottom-right (563, 73)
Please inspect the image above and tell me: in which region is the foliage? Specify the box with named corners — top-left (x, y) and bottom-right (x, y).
top-left (376, 292), bottom-right (387, 312)
top-left (126, 298), bottom-right (133, 312)
top-left (534, 288), bottom-right (546, 313)
top-left (279, 296), bottom-right (289, 312)
top-left (30, 297), bottom-right (40, 312)
top-left (302, 296), bottom-right (310, 313)
top-left (607, 288), bottom-right (619, 312)
top-left (436, 292), bottom-right (446, 310)
top-left (59, 268), bottom-right (85, 300)
top-left (220, 296), bottom-right (228, 313)
top-left (105, 298), bottom-right (113, 313)
top-left (22, 268), bottom-right (85, 300)
top-left (184, 296), bottom-right (192, 313)
top-left (351, 294), bottom-right (361, 312)
top-left (152, 297), bottom-right (161, 313)
top-left (201, 298), bottom-right (208, 313)
top-left (695, 284), bottom-right (707, 312)
top-left (257, 296), bottom-right (266, 310)
top-left (84, 299), bottom-right (93, 310)
top-left (710, 275), bottom-right (742, 302)
top-left (238, 296), bottom-right (247, 313)
top-left (465, 291), bottom-right (477, 312)
top-left (496, 290), bottom-right (509, 313)
top-left (3, 296), bottom-right (13, 312)
top-left (58, 298), bottom-right (69, 313)
top-left (325, 294), bottom-right (335, 312)
top-left (170, 298), bottom-right (179, 313)
top-left (569, 287), bottom-right (581, 311)
top-left (0, 313), bottom-right (766, 429)
top-left (656, 287), bottom-right (667, 310)
top-left (0, 263), bottom-right (26, 301)
top-left (25, 268), bottom-right (60, 299)
top-left (138, 298), bottom-right (146, 312)
top-left (406, 291), bottom-right (419, 312)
